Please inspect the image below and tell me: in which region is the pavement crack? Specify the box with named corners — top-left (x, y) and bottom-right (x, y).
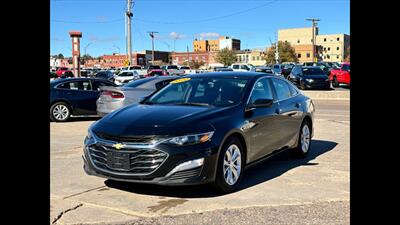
top-left (63, 185), bottom-right (106, 200)
top-left (52, 203), bottom-right (83, 224)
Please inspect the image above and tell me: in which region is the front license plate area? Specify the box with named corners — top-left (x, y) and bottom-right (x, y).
top-left (107, 152), bottom-right (130, 170)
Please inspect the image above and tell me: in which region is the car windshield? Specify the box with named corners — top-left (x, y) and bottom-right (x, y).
top-left (342, 65), bottom-right (350, 71)
top-left (302, 68), bottom-right (325, 75)
top-left (123, 77), bottom-right (156, 88)
top-left (180, 66), bottom-right (190, 69)
top-left (149, 65), bottom-right (160, 70)
top-left (167, 65), bottom-right (178, 69)
top-left (118, 72), bottom-right (133, 77)
top-left (142, 77), bottom-right (249, 107)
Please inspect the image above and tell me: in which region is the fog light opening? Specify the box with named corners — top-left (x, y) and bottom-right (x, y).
top-left (166, 158), bottom-right (204, 177)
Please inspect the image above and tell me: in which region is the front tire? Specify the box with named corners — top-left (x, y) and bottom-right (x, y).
top-left (214, 137), bottom-right (244, 193)
top-left (292, 120), bottom-right (312, 158)
top-left (332, 76), bottom-right (339, 87)
top-left (50, 102), bottom-right (71, 122)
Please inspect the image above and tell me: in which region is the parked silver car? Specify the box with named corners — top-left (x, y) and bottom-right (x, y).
top-left (96, 76), bottom-right (178, 116)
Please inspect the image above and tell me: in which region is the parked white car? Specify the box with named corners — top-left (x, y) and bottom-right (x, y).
top-left (179, 66), bottom-right (197, 74)
top-left (114, 70), bottom-right (140, 86)
top-left (161, 65), bottom-right (185, 76)
top-left (230, 63), bottom-right (253, 72)
top-left (121, 66), bottom-right (147, 78)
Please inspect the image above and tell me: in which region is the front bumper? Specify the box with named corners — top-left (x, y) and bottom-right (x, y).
top-left (304, 80), bottom-right (330, 89)
top-left (83, 138), bottom-right (219, 185)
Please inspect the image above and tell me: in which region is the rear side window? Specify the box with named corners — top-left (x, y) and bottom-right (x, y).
top-left (57, 82), bottom-right (78, 90)
top-left (287, 82), bottom-right (299, 96)
top-left (232, 65), bottom-right (239, 69)
top-left (92, 81), bottom-right (114, 91)
top-left (272, 78), bottom-right (292, 101)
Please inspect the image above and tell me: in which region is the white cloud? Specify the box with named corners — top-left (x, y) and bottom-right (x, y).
top-left (169, 32), bottom-right (186, 39)
top-left (198, 32), bottom-right (220, 38)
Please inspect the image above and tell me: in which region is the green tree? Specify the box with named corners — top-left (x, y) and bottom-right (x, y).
top-left (215, 48), bottom-right (237, 66)
top-left (57, 53), bottom-right (64, 59)
top-left (264, 41), bottom-right (298, 64)
top-left (344, 45), bottom-right (350, 62)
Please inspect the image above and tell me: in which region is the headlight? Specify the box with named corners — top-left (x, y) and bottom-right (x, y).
top-left (84, 128), bottom-right (95, 145)
top-left (306, 79), bottom-right (314, 83)
top-left (167, 132), bottom-right (214, 146)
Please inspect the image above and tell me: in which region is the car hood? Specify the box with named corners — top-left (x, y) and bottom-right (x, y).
top-left (92, 104), bottom-right (236, 136)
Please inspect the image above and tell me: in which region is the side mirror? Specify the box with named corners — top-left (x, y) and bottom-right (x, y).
top-left (246, 98), bottom-right (274, 111)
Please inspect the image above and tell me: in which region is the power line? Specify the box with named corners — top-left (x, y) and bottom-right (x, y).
top-left (133, 0), bottom-right (280, 25)
top-left (51, 18), bottom-right (124, 24)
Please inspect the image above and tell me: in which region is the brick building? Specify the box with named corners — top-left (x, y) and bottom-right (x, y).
top-left (170, 51), bottom-right (222, 67)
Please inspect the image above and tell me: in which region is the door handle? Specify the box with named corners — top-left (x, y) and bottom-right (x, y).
top-left (275, 108), bottom-right (282, 114)
top-left (295, 102), bottom-right (301, 108)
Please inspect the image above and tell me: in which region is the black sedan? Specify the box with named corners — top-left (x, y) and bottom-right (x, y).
top-left (287, 66), bottom-right (330, 90)
top-left (50, 78), bottom-right (116, 122)
top-left (83, 72), bottom-right (315, 192)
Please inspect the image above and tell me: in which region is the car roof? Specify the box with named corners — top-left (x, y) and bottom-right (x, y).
top-left (185, 72), bottom-right (273, 79)
top-left (50, 77), bottom-right (113, 85)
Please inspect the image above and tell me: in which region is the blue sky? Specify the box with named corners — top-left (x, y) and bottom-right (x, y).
top-left (50, 0), bottom-right (350, 57)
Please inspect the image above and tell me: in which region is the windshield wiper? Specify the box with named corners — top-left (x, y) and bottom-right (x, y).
top-left (174, 102), bottom-right (211, 107)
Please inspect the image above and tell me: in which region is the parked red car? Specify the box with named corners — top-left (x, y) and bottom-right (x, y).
top-left (145, 65), bottom-right (164, 77)
top-left (56, 67), bottom-right (73, 77)
top-left (329, 63), bottom-right (350, 87)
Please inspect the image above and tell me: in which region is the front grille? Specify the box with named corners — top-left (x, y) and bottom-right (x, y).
top-left (311, 79), bottom-right (328, 86)
top-left (88, 143), bottom-right (168, 175)
top-left (168, 167), bottom-right (202, 181)
top-left (94, 132), bottom-right (162, 144)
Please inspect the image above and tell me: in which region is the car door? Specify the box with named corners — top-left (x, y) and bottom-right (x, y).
top-left (244, 77), bottom-right (282, 162)
top-left (74, 80), bottom-right (100, 115)
top-left (271, 78), bottom-right (303, 148)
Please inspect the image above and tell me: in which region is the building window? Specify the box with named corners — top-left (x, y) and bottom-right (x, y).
top-left (324, 38), bottom-right (326, 42)
top-left (252, 56), bottom-right (255, 61)
top-left (257, 56), bottom-right (260, 60)
top-left (337, 47), bottom-right (339, 50)
top-left (324, 56), bottom-right (326, 59)
top-left (306, 53), bottom-right (310, 58)
top-left (328, 47), bottom-right (331, 51)
top-left (297, 40), bottom-right (300, 43)
top-left (337, 37), bottom-right (340, 41)
top-left (297, 53), bottom-right (301, 58)
top-left (323, 47), bottom-right (326, 51)
top-left (327, 55), bottom-right (330, 59)
top-left (337, 55), bottom-right (339, 59)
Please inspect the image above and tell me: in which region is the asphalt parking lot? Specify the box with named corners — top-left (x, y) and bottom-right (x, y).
top-left (50, 98), bottom-right (349, 225)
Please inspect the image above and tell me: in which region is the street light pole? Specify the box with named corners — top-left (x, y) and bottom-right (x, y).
top-left (84, 42), bottom-right (93, 56)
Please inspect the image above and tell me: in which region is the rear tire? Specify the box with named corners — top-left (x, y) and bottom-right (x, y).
top-left (50, 102), bottom-right (71, 122)
top-left (292, 120), bottom-right (311, 158)
top-left (214, 137), bottom-right (245, 193)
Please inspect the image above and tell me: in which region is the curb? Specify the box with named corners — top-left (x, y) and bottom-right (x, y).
top-left (301, 90), bottom-right (350, 100)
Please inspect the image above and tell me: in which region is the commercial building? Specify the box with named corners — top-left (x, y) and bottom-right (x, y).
top-left (316, 34), bottom-right (350, 62)
top-left (278, 27), bottom-right (350, 63)
top-left (170, 51), bottom-right (222, 68)
top-left (193, 36), bottom-right (240, 52)
top-left (235, 49), bottom-right (266, 66)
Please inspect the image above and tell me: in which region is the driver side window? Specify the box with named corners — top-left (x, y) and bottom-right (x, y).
top-left (249, 78), bottom-right (273, 104)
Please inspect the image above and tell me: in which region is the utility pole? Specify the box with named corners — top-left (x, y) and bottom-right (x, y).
top-left (187, 45), bottom-right (190, 66)
top-left (306, 18), bottom-right (320, 62)
top-left (275, 31), bottom-right (279, 64)
top-left (126, 0), bottom-right (134, 65)
top-left (148, 31), bottom-right (158, 64)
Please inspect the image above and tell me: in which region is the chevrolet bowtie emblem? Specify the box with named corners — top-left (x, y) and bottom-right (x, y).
top-left (112, 143), bottom-right (125, 150)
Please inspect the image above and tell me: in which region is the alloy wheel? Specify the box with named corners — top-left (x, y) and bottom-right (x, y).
top-left (300, 124), bottom-right (310, 153)
top-left (223, 144), bottom-right (242, 186)
top-left (52, 105), bottom-right (69, 121)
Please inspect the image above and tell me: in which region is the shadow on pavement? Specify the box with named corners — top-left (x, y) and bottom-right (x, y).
top-left (104, 139), bottom-right (337, 198)
top-left (50, 117), bottom-right (100, 123)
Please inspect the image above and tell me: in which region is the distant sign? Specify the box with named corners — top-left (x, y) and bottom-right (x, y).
top-left (124, 59), bottom-right (130, 66)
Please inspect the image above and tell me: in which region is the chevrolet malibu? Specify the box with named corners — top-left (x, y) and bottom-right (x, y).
top-left (83, 72), bottom-right (315, 192)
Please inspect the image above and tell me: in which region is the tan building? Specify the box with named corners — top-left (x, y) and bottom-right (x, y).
top-left (316, 34), bottom-right (350, 62)
top-left (193, 36), bottom-right (240, 52)
top-left (249, 50), bottom-right (266, 66)
top-left (278, 27), bottom-right (317, 63)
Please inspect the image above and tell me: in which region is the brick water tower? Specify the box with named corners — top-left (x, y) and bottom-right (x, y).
top-left (69, 31), bottom-right (82, 77)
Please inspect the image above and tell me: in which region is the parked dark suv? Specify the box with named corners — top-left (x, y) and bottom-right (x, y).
top-left (83, 72), bottom-right (315, 192)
